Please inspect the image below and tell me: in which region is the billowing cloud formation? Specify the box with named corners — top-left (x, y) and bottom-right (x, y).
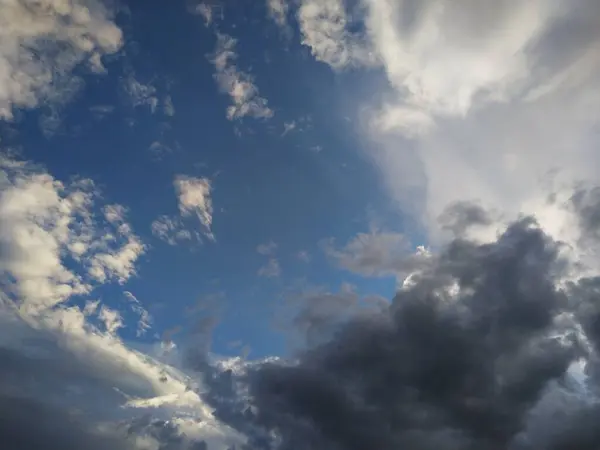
top-left (210, 33), bottom-right (274, 120)
top-left (0, 0), bottom-right (123, 119)
top-left (298, 0), bottom-right (600, 238)
top-left (198, 197), bottom-right (600, 450)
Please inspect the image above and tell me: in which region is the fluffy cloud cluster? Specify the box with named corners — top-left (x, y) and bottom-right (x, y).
top-left (0, 0), bottom-right (123, 119)
top-left (0, 155), bottom-right (243, 449)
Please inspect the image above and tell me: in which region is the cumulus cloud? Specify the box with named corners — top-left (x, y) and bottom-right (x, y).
top-left (210, 33), bottom-right (273, 120)
top-left (197, 201), bottom-right (600, 450)
top-left (0, 0), bottom-right (123, 119)
top-left (0, 154), bottom-right (245, 449)
top-left (297, 0), bottom-right (600, 243)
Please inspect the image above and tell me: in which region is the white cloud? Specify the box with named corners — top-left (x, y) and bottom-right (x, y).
top-left (257, 240), bottom-right (278, 255)
top-left (174, 175), bottom-right (214, 240)
top-left (298, 0), bottom-right (600, 246)
top-left (0, 154), bottom-right (246, 449)
top-left (190, 2), bottom-right (223, 26)
top-left (124, 291), bottom-right (153, 337)
top-left (151, 215), bottom-right (195, 245)
top-left (152, 176), bottom-right (215, 246)
top-left (267, 0), bottom-right (290, 29)
top-left (122, 73), bottom-right (159, 113)
top-left (258, 258), bottom-right (281, 278)
top-left (210, 33), bottom-right (273, 120)
top-left (0, 0), bottom-right (123, 119)
top-left (0, 158), bottom-right (143, 315)
top-left (297, 0), bottom-right (374, 69)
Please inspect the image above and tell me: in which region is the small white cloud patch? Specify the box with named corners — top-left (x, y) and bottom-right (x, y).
top-left (174, 175), bottom-right (215, 240)
top-left (210, 33), bottom-right (273, 120)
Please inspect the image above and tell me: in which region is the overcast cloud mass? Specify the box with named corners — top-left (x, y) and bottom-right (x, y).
top-left (1, 0), bottom-right (600, 449)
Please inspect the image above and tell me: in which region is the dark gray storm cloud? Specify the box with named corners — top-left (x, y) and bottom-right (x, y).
top-left (198, 203), bottom-right (600, 450)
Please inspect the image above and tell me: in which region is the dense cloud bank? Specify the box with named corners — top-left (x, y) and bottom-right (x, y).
top-left (201, 195), bottom-right (600, 450)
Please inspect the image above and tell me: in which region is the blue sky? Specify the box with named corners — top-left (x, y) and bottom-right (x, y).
top-left (1, 0), bottom-right (405, 358)
top-left (1, 1), bottom-right (600, 449)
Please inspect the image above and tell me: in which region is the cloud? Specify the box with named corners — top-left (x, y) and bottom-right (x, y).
top-left (323, 230), bottom-right (415, 278)
top-left (0, 0), bottom-right (123, 119)
top-left (152, 176), bottom-right (214, 246)
top-left (257, 241), bottom-right (278, 256)
top-left (189, 1), bottom-right (223, 26)
top-left (124, 291), bottom-right (153, 337)
top-left (0, 154), bottom-right (245, 449)
top-left (174, 175), bottom-right (214, 241)
top-left (297, 251), bottom-right (311, 263)
top-left (200, 204), bottom-right (600, 450)
top-left (297, 0), bottom-right (374, 69)
top-left (0, 157), bottom-right (145, 315)
top-left (258, 258), bottom-right (281, 278)
top-left (297, 0), bottom-right (600, 243)
top-left (210, 33), bottom-right (274, 120)
top-left (121, 73), bottom-right (159, 113)
top-left (266, 0), bottom-right (290, 30)
top-left (151, 215), bottom-right (196, 245)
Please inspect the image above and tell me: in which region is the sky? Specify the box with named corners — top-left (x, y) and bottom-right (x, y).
top-left (1, 0), bottom-right (600, 449)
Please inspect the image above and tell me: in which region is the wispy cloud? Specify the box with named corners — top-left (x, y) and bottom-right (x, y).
top-left (152, 175), bottom-right (215, 246)
top-left (174, 175), bottom-right (214, 240)
top-left (151, 215), bottom-right (196, 245)
top-left (210, 33), bottom-right (274, 120)
top-left (266, 0), bottom-right (290, 30)
top-left (124, 291), bottom-right (153, 337)
top-left (258, 258), bottom-right (281, 278)
top-left (257, 240), bottom-right (278, 256)
top-left (121, 73), bottom-right (159, 113)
